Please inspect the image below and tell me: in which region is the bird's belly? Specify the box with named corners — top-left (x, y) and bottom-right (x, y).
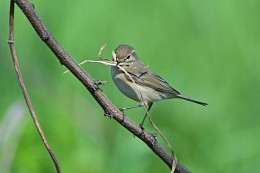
top-left (112, 71), bottom-right (140, 102)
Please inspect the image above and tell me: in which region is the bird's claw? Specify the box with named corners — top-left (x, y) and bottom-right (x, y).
top-left (104, 112), bottom-right (113, 119)
top-left (94, 80), bottom-right (107, 86)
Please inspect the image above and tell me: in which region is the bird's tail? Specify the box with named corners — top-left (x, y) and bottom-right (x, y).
top-left (177, 94), bottom-right (208, 106)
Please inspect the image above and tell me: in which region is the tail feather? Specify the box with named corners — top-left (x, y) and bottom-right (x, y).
top-left (177, 95), bottom-right (208, 106)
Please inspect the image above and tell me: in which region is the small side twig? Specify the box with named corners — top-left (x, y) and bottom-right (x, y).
top-left (8, 1), bottom-right (61, 173)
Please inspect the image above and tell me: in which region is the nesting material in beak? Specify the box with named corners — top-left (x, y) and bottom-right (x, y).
top-left (112, 51), bottom-right (117, 61)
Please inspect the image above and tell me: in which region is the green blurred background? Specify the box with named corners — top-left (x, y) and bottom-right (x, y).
top-left (1, 0), bottom-right (260, 172)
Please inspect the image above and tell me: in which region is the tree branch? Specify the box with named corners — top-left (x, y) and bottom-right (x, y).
top-left (13, 0), bottom-right (191, 172)
top-left (8, 0), bottom-right (61, 172)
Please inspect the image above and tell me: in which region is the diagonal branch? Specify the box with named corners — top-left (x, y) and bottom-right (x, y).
top-left (12, 0), bottom-right (192, 172)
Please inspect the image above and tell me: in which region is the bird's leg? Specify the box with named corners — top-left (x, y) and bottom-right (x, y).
top-left (104, 111), bottom-right (113, 119)
top-left (119, 103), bottom-right (144, 112)
top-left (94, 80), bottom-right (107, 86)
top-left (139, 102), bottom-right (153, 129)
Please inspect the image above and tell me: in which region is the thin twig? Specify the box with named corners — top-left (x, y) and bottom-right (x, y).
top-left (140, 95), bottom-right (177, 173)
top-left (12, 0), bottom-right (192, 172)
top-left (8, 1), bottom-right (61, 173)
top-left (147, 115), bottom-right (177, 173)
top-left (63, 59), bottom-right (116, 75)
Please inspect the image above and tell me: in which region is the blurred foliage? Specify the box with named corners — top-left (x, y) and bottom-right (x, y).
top-left (1, 0), bottom-right (260, 172)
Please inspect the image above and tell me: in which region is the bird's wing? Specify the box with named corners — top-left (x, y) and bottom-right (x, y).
top-left (125, 68), bottom-right (180, 95)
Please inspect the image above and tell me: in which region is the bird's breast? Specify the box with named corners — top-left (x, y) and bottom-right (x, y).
top-left (111, 66), bottom-right (140, 102)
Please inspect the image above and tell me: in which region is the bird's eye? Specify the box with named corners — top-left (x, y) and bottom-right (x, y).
top-left (126, 55), bottom-right (131, 59)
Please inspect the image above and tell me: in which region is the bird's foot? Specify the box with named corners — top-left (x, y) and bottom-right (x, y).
top-left (104, 111), bottom-right (113, 119)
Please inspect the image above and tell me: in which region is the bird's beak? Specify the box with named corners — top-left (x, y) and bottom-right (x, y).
top-left (112, 51), bottom-right (120, 66)
top-left (112, 51), bottom-right (116, 61)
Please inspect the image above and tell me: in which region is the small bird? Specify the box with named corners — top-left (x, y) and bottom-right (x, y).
top-left (111, 44), bottom-right (207, 127)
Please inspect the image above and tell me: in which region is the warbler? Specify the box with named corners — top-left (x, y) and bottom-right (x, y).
top-left (111, 44), bottom-right (207, 126)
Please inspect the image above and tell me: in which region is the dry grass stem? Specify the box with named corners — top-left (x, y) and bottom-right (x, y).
top-left (98, 44), bottom-right (109, 61)
top-left (147, 114), bottom-right (177, 173)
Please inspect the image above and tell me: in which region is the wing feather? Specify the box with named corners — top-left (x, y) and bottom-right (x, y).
top-left (125, 69), bottom-right (180, 95)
